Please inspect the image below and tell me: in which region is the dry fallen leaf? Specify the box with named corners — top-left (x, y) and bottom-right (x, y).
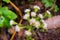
top-left (45, 15), bottom-right (60, 29)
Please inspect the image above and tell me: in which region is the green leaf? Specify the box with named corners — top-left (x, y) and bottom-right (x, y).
top-left (42, 0), bottom-right (48, 3)
top-left (0, 7), bottom-right (17, 28)
top-left (3, 0), bottom-right (10, 3)
top-left (42, 0), bottom-right (53, 8)
top-left (3, 10), bottom-right (17, 20)
top-left (0, 12), bottom-right (2, 16)
top-left (26, 36), bottom-right (33, 40)
top-left (54, 5), bottom-right (59, 12)
top-left (1, 7), bottom-right (17, 20)
top-left (0, 16), bottom-right (5, 27)
top-left (45, 2), bottom-right (53, 8)
top-left (0, 7), bottom-right (8, 12)
top-left (4, 18), bottom-right (10, 28)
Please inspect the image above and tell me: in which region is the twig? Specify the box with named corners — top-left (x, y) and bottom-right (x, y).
top-left (10, 1), bottom-right (22, 17)
top-left (10, 30), bottom-right (16, 40)
top-left (10, 1), bottom-right (23, 40)
top-left (10, 1), bottom-right (23, 24)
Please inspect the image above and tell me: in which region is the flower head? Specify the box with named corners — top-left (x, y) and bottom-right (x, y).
top-left (33, 5), bottom-right (40, 12)
top-left (43, 22), bottom-right (47, 29)
top-left (31, 12), bottom-right (36, 17)
top-left (25, 30), bottom-right (32, 36)
top-left (10, 20), bottom-right (15, 26)
top-left (41, 20), bottom-right (45, 23)
top-left (15, 25), bottom-right (20, 32)
top-left (34, 21), bottom-right (40, 28)
top-left (33, 5), bottom-right (40, 10)
top-left (41, 20), bottom-right (47, 29)
top-left (10, 20), bottom-right (17, 26)
top-left (38, 14), bottom-right (43, 19)
top-left (23, 14), bottom-right (30, 20)
top-left (29, 18), bottom-right (36, 25)
top-left (24, 9), bottom-right (30, 13)
top-left (46, 10), bottom-right (51, 14)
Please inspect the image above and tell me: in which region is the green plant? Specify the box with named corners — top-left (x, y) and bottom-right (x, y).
top-left (0, 0), bottom-right (17, 27)
top-left (0, 7), bottom-right (17, 27)
top-left (22, 5), bottom-right (52, 40)
top-left (23, 5), bottom-right (52, 32)
top-left (41, 0), bottom-right (59, 12)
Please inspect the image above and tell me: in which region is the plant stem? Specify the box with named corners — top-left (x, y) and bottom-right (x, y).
top-left (10, 1), bottom-right (23, 24)
top-left (10, 1), bottom-right (23, 40)
top-left (10, 1), bottom-right (22, 17)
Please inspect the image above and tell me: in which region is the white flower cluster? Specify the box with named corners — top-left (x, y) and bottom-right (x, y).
top-left (23, 9), bottom-right (30, 20)
top-left (23, 5), bottom-right (48, 31)
top-left (23, 5), bottom-right (40, 20)
top-left (29, 18), bottom-right (40, 28)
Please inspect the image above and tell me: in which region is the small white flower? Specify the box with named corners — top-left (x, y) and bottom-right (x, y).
top-left (29, 18), bottom-right (36, 25)
top-left (10, 20), bottom-right (15, 26)
top-left (31, 12), bottom-right (36, 17)
top-left (24, 9), bottom-right (30, 13)
top-left (46, 10), bottom-right (51, 14)
top-left (34, 21), bottom-right (40, 28)
top-left (23, 14), bottom-right (30, 20)
top-left (43, 22), bottom-right (47, 29)
top-left (33, 5), bottom-right (40, 10)
top-left (41, 20), bottom-right (47, 29)
top-left (38, 14), bottom-right (43, 18)
top-left (15, 25), bottom-right (20, 32)
top-left (25, 31), bottom-right (32, 36)
top-left (41, 20), bottom-right (45, 23)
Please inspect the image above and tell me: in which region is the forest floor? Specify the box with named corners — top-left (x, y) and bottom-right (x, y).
top-left (0, 0), bottom-right (60, 40)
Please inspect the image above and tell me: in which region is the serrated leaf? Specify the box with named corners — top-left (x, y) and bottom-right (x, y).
top-left (3, 0), bottom-right (10, 3)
